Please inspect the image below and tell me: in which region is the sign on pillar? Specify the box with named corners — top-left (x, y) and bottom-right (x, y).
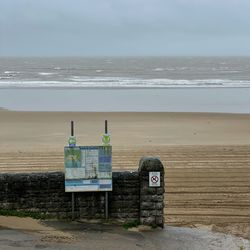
top-left (149, 172), bottom-right (160, 187)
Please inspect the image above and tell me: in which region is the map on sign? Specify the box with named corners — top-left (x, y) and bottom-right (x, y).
top-left (64, 146), bottom-right (112, 192)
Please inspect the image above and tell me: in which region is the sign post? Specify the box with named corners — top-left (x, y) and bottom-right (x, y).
top-left (70, 121), bottom-right (75, 220)
top-left (102, 120), bottom-right (110, 146)
top-left (104, 120), bottom-right (109, 220)
top-left (64, 120), bottom-right (112, 220)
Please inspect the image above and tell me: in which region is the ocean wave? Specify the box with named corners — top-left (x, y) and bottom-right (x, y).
top-left (38, 72), bottom-right (56, 76)
top-left (0, 76), bottom-right (12, 80)
top-left (152, 67), bottom-right (176, 71)
top-left (0, 78), bottom-right (250, 88)
top-left (153, 68), bottom-right (165, 71)
top-left (4, 71), bottom-right (20, 74)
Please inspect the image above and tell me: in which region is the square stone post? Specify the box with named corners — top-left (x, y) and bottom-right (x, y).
top-left (138, 157), bottom-right (165, 228)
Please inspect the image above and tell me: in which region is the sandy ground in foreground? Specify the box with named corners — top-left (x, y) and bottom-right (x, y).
top-left (1, 109), bottom-right (250, 240)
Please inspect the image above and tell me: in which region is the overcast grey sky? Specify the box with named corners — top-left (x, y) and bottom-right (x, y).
top-left (0, 0), bottom-right (250, 56)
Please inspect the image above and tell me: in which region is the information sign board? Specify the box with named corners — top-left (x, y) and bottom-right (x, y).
top-left (64, 146), bottom-right (112, 192)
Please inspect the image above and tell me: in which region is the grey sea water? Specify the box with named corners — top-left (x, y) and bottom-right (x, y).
top-left (0, 57), bottom-right (250, 112)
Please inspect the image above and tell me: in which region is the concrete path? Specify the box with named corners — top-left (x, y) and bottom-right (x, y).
top-left (0, 219), bottom-right (249, 250)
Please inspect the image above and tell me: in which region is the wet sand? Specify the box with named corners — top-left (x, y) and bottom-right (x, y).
top-left (0, 217), bottom-right (248, 250)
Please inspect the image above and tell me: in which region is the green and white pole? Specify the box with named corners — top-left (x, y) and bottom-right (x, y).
top-left (102, 120), bottom-right (111, 146)
top-left (68, 120), bottom-right (76, 147)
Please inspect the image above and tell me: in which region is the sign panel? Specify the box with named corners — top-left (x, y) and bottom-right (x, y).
top-left (64, 146), bottom-right (112, 192)
top-left (149, 172), bottom-right (160, 187)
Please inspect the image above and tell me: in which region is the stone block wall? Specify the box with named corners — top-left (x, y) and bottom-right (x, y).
top-left (0, 158), bottom-right (164, 227)
top-left (0, 172), bottom-right (72, 218)
top-left (76, 172), bottom-right (140, 221)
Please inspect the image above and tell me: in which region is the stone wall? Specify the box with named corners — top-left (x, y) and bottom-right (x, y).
top-left (0, 157), bottom-right (164, 227)
top-left (139, 157), bottom-right (165, 228)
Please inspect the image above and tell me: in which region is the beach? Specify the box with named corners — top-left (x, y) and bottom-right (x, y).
top-left (2, 0), bottom-right (250, 247)
top-left (1, 109), bottom-right (250, 238)
top-left (1, 109), bottom-right (250, 153)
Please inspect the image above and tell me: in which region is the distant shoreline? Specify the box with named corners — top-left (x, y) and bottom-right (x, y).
top-left (1, 86), bottom-right (250, 90)
top-left (2, 108), bottom-right (250, 116)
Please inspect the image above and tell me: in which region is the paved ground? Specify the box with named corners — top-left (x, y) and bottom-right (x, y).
top-left (0, 220), bottom-right (249, 250)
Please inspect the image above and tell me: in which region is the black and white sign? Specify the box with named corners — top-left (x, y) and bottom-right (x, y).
top-left (149, 172), bottom-right (160, 187)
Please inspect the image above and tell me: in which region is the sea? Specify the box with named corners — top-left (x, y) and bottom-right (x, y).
top-left (0, 57), bottom-right (250, 113)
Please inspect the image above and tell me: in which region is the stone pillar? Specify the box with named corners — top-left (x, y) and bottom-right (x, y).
top-left (138, 157), bottom-right (165, 228)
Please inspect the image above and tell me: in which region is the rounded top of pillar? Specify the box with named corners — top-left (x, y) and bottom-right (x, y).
top-left (138, 157), bottom-right (164, 172)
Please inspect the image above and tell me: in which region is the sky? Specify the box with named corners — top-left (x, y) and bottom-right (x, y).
top-left (0, 0), bottom-right (250, 56)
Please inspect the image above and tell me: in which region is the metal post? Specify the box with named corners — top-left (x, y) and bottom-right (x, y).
top-left (105, 120), bottom-right (108, 134)
top-left (105, 120), bottom-right (109, 219)
top-left (71, 120), bottom-right (74, 136)
top-left (71, 120), bottom-right (75, 220)
top-left (105, 191), bottom-right (108, 220)
top-left (72, 193), bottom-right (75, 220)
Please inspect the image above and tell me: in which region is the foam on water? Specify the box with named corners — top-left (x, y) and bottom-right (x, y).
top-left (1, 57), bottom-right (250, 112)
top-left (1, 77), bottom-right (250, 88)
top-left (38, 72), bottom-right (56, 76)
top-left (153, 68), bottom-right (165, 71)
top-left (4, 71), bottom-right (20, 74)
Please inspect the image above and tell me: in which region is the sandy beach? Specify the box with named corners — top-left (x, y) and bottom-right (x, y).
top-left (2, 0), bottom-right (250, 247)
top-left (1, 109), bottom-right (250, 152)
top-left (1, 109), bottom-right (250, 239)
